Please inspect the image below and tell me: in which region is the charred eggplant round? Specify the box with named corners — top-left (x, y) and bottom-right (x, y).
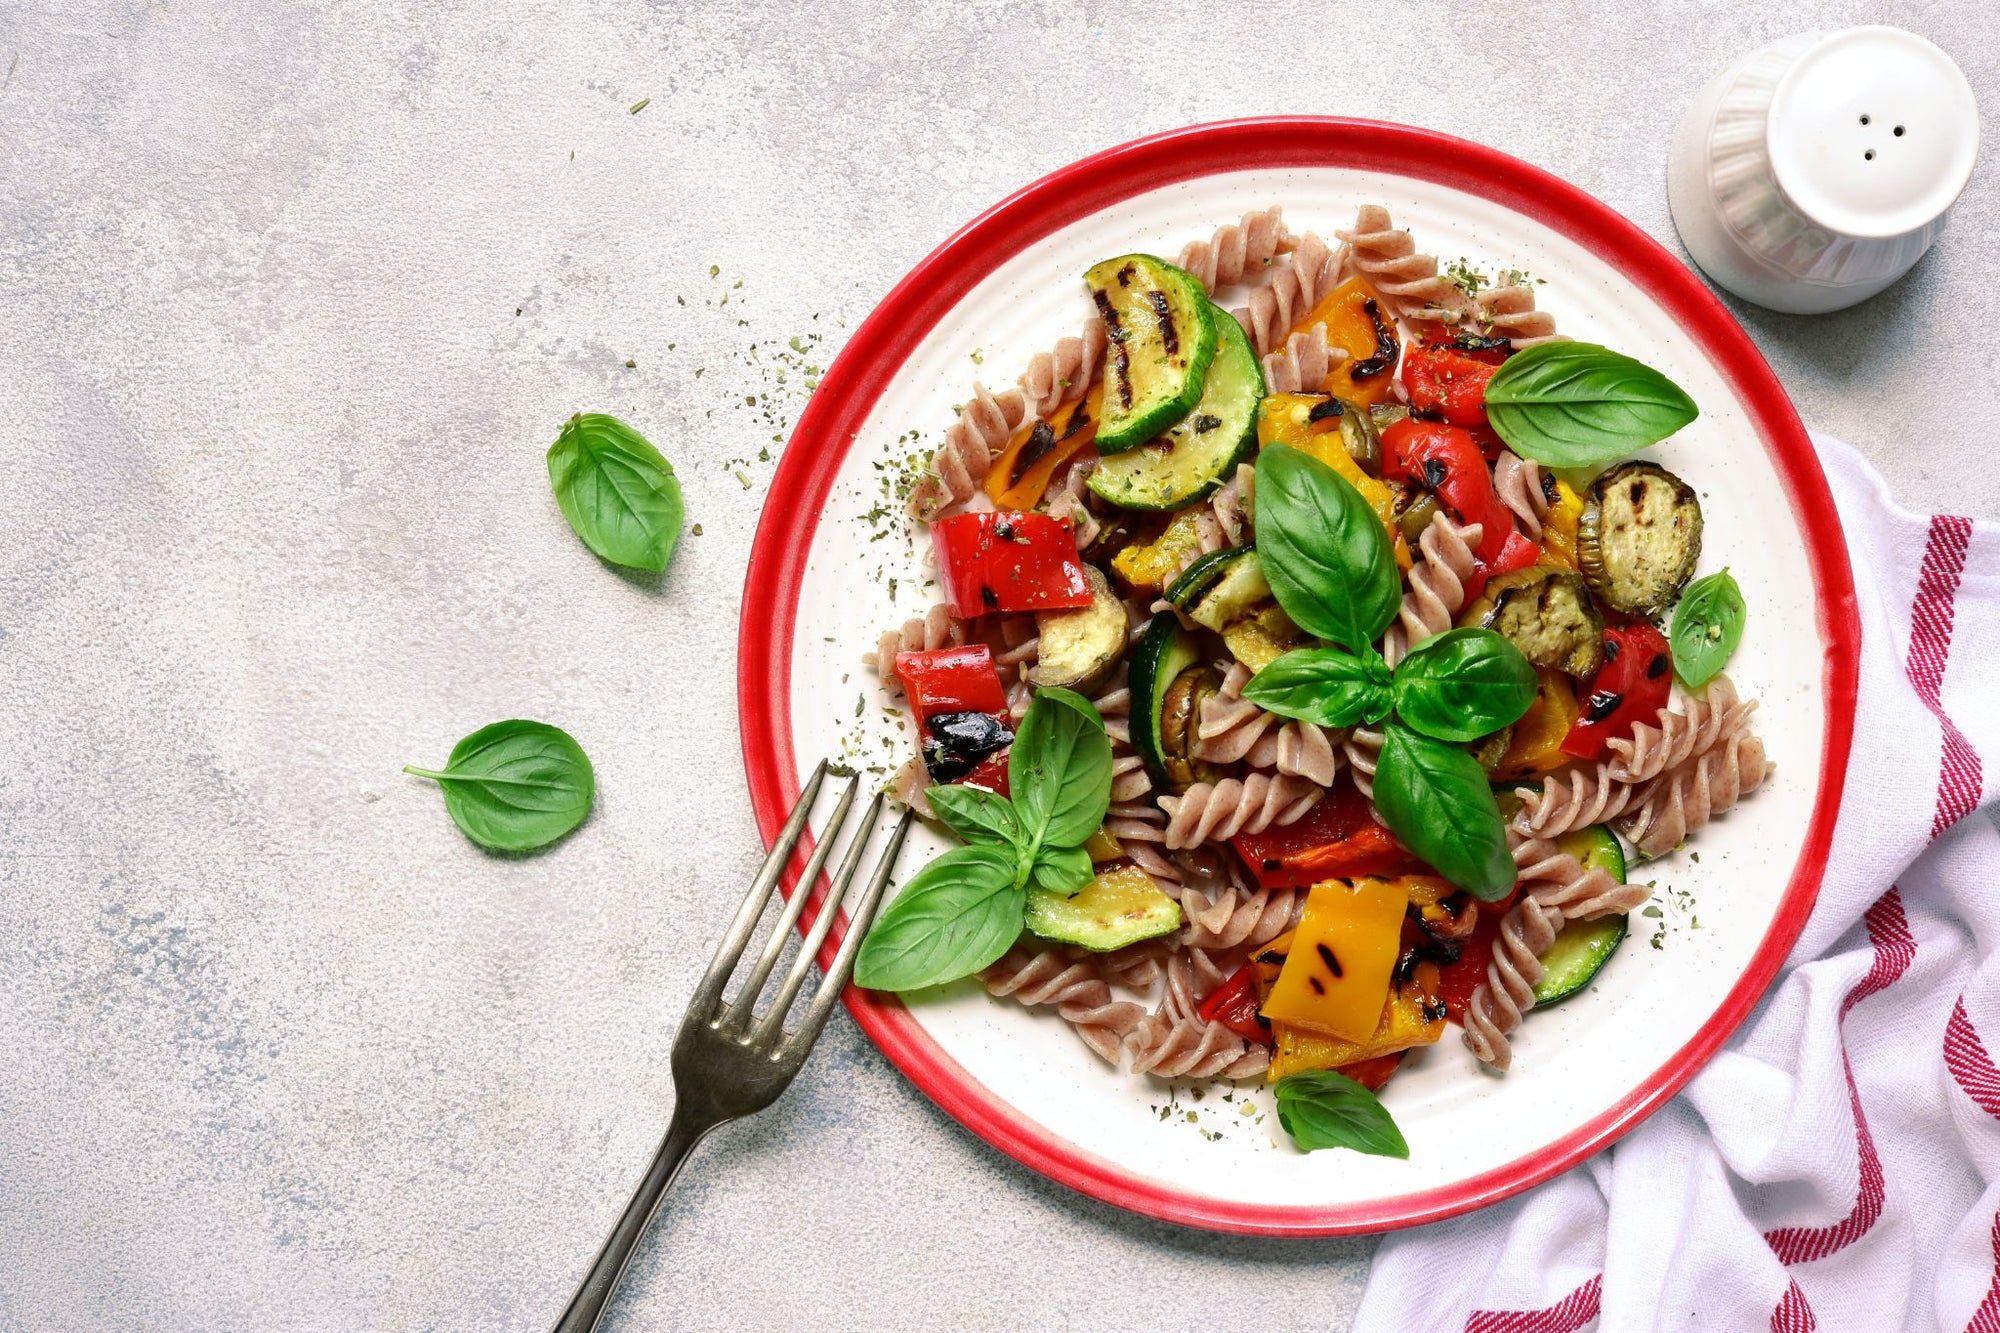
top-left (1156, 664), bottom-right (1225, 790)
top-left (1027, 564), bottom-right (1128, 695)
top-left (1459, 566), bottom-right (1607, 678)
top-left (1577, 461), bottom-right (1703, 617)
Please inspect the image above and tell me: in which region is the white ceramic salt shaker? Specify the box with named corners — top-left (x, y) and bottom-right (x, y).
top-left (1667, 26), bottom-right (1980, 314)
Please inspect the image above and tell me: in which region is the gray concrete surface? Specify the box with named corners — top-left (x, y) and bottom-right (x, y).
top-left (0, 2), bottom-right (1993, 1329)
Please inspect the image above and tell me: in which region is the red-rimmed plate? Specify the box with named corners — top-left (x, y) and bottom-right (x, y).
top-left (737, 118), bottom-right (1858, 1235)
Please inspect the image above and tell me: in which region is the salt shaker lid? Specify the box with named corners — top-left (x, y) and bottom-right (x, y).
top-left (1765, 25), bottom-right (1980, 240)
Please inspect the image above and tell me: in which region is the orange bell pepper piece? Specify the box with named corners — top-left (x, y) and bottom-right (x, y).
top-left (984, 382), bottom-right (1101, 510)
top-left (1285, 276), bottom-right (1403, 407)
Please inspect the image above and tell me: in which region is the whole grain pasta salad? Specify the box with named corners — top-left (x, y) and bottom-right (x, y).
top-left (852, 205), bottom-right (1769, 1159)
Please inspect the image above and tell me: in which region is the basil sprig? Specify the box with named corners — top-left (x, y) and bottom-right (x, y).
top-left (1254, 444), bottom-right (1402, 653)
top-left (546, 412), bottom-right (686, 572)
top-left (1671, 569), bottom-right (1746, 689)
top-left (1485, 342), bottom-right (1699, 468)
top-left (403, 719), bottom-right (596, 852)
top-left (1274, 1070), bottom-right (1409, 1158)
top-left (856, 689), bottom-right (1111, 991)
top-left (1244, 450), bottom-right (1533, 900)
top-left (1391, 628), bottom-right (1538, 744)
top-left (1374, 724), bottom-right (1516, 900)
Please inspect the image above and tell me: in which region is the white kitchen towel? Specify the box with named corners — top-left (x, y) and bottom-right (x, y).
top-left (1355, 433), bottom-right (2000, 1332)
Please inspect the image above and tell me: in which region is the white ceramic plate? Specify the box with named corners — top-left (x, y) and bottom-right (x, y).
top-left (739, 120), bottom-right (1857, 1234)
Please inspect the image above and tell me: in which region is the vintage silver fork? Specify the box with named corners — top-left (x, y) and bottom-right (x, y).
top-left (551, 761), bottom-right (911, 1333)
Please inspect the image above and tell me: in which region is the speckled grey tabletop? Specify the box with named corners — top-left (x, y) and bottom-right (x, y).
top-left (1, 2), bottom-right (1993, 1329)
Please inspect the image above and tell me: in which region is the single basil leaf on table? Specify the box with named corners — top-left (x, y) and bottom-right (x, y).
top-left (546, 412), bottom-right (686, 572)
top-left (1373, 722), bottom-right (1516, 901)
top-left (1485, 342), bottom-right (1699, 468)
top-left (403, 719), bottom-right (595, 853)
top-left (1273, 1070), bottom-right (1409, 1158)
top-left (1242, 647), bottom-right (1395, 728)
top-left (1671, 568), bottom-right (1746, 689)
top-left (924, 783), bottom-right (1024, 850)
top-left (853, 844), bottom-right (1026, 991)
top-left (1253, 443), bottom-right (1401, 654)
top-left (1030, 844), bottom-right (1095, 897)
top-left (1391, 628), bottom-right (1538, 743)
top-left (1008, 687), bottom-right (1112, 853)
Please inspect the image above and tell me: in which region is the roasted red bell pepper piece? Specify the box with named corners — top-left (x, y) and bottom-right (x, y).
top-left (1459, 528), bottom-right (1543, 604)
top-left (1434, 889), bottom-right (1523, 1024)
top-left (1197, 963), bottom-right (1275, 1045)
top-left (1336, 1052), bottom-right (1405, 1091)
top-left (961, 752), bottom-right (1010, 797)
top-left (894, 645), bottom-right (1009, 719)
top-left (1232, 784), bottom-right (1424, 889)
top-left (931, 512), bottom-right (1093, 618)
top-left (1561, 624), bottom-right (1674, 760)
top-left (1401, 346), bottom-right (1498, 429)
top-left (1382, 418), bottom-right (1527, 566)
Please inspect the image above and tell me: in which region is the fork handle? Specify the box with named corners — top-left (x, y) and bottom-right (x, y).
top-left (552, 1107), bottom-right (715, 1333)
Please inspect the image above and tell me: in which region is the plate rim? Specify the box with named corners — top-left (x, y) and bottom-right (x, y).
top-left (735, 117), bottom-right (1861, 1236)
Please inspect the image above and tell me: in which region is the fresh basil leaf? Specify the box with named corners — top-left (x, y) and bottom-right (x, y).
top-left (1243, 648), bottom-right (1395, 728)
top-left (1030, 844), bottom-right (1095, 897)
top-left (1373, 723), bottom-right (1515, 900)
top-left (1391, 628), bottom-right (1538, 743)
top-left (853, 845), bottom-right (1025, 991)
top-left (924, 783), bottom-right (1024, 850)
top-left (1671, 568), bottom-right (1746, 689)
top-left (1485, 342), bottom-right (1699, 468)
top-left (1253, 443), bottom-right (1401, 654)
top-left (1008, 687), bottom-right (1112, 853)
top-left (1273, 1070), bottom-right (1409, 1158)
top-left (403, 719), bottom-right (595, 852)
top-left (546, 412), bottom-right (686, 572)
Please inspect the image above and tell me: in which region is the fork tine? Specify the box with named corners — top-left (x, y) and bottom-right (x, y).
top-left (721, 775), bottom-right (860, 1032)
top-left (686, 761), bottom-right (831, 1019)
top-left (776, 808), bottom-right (912, 1053)
top-left (751, 794), bottom-right (884, 1047)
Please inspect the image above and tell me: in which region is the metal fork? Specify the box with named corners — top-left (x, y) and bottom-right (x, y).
top-left (552, 761), bottom-right (911, 1333)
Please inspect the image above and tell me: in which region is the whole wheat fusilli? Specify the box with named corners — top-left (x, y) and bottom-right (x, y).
top-left (1381, 515), bottom-right (1483, 667)
top-left (1336, 205), bottom-right (1474, 323)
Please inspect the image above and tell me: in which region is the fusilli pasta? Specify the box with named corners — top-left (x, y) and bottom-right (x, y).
top-left (1158, 772), bottom-right (1322, 848)
top-left (1261, 322), bottom-right (1345, 395)
top-left (1492, 450), bottom-right (1550, 540)
top-left (1336, 205), bottom-right (1474, 323)
top-left (1177, 207), bottom-right (1295, 292)
top-left (1123, 949), bottom-right (1271, 1079)
top-left (1380, 514), bottom-right (1483, 667)
top-left (1018, 318), bottom-right (1108, 421)
top-left (1619, 730), bottom-right (1772, 858)
top-left (868, 603), bottom-right (963, 683)
top-left (981, 946), bottom-right (1148, 1065)
top-left (1193, 662), bottom-right (1343, 786)
top-left (1240, 232), bottom-right (1349, 355)
top-left (1344, 726), bottom-right (1384, 800)
top-left (1477, 283), bottom-right (1562, 348)
top-left (907, 381), bottom-right (1027, 520)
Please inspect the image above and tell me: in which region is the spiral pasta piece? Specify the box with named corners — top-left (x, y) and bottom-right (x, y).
top-left (1336, 204), bottom-right (1473, 323)
top-left (887, 755), bottom-right (933, 819)
top-left (1158, 772), bottom-right (1322, 848)
top-left (1619, 731), bottom-right (1772, 858)
top-left (1511, 765), bottom-right (1640, 840)
top-left (1604, 675), bottom-right (1754, 785)
top-left (868, 603), bottom-right (963, 683)
top-left (1043, 456), bottom-right (1102, 550)
top-left (1477, 283), bottom-right (1563, 348)
top-left (1177, 881), bottom-right (1306, 951)
top-left (1462, 834), bottom-right (1651, 1068)
top-left (1492, 450), bottom-right (1550, 540)
top-left (907, 381), bottom-right (1027, 520)
top-left (1177, 207), bottom-right (1295, 291)
top-left (1380, 515), bottom-right (1483, 667)
top-left (1124, 949), bottom-right (1270, 1079)
top-left (1193, 663), bottom-right (1343, 786)
top-left (1241, 232), bottom-right (1349, 355)
top-left (1092, 678), bottom-right (1154, 803)
top-left (1344, 726), bottom-right (1384, 800)
top-left (1209, 464), bottom-right (1255, 546)
top-left (1017, 317), bottom-right (1107, 421)
top-left (1261, 322), bottom-right (1346, 395)
top-left (981, 947), bottom-right (1148, 1065)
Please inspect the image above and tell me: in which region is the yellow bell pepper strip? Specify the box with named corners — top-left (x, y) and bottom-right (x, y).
top-left (1539, 478), bottom-right (1586, 571)
top-left (1109, 507), bottom-right (1210, 592)
top-left (1259, 877), bottom-right (1410, 1043)
top-left (1082, 826), bottom-right (1124, 863)
top-left (1284, 276), bottom-right (1403, 407)
top-left (1256, 394), bottom-right (1409, 566)
top-left (1268, 977), bottom-right (1446, 1079)
top-left (984, 382), bottom-right (1103, 511)
top-left (1490, 668), bottom-right (1584, 781)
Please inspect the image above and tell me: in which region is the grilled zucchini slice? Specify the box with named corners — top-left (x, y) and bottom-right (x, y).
top-left (1025, 864), bottom-right (1182, 950)
top-left (1084, 255), bottom-right (1218, 453)
top-left (1129, 615), bottom-right (1203, 790)
top-left (1460, 566), bottom-right (1607, 678)
top-left (1578, 461), bottom-right (1703, 616)
top-left (1531, 826), bottom-right (1630, 1005)
top-left (1027, 564), bottom-right (1129, 695)
top-left (1088, 300), bottom-right (1261, 507)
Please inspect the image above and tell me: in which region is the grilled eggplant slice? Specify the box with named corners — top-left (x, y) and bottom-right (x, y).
top-left (1028, 564), bottom-right (1128, 694)
top-left (1089, 301), bottom-right (1261, 509)
top-left (1156, 664), bottom-right (1225, 789)
top-left (1578, 461), bottom-right (1703, 616)
top-left (1129, 616), bottom-right (1203, 790)
top-left (1083, 255), bottom-right (1218, 453)
top-left (1461, 566), bottom-right (1607, 678)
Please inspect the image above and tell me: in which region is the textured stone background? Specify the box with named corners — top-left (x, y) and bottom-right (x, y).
top-left (0, 1), bottom-right (1992, 1329)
